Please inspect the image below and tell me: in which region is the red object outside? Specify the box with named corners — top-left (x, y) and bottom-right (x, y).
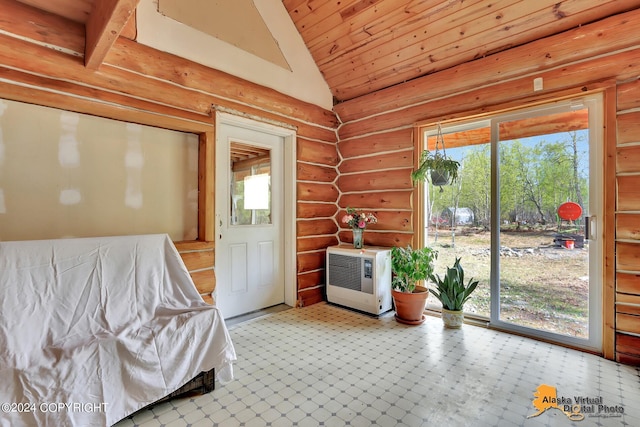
top-left (557, 201), bottom-right (582, 221)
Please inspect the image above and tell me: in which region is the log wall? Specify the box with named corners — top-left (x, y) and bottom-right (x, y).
top-left (334, 8), bottom-right (640, 364)
top-left (615, 79), bottom-right (640, 365)
top-left (174, 241), bottom-right (216, 305)
top-left (0, 0), bottom-right (338, 308)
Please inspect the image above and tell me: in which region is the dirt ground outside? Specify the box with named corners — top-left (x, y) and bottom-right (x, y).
top-left (425, 226), bottom-right (589, 338)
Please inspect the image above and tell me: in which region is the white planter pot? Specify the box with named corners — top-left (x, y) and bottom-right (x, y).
top-left (442, 308), bottom-right (463, 328)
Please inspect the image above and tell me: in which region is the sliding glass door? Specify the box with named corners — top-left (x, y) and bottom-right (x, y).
top-left (424, 95), bottom-right (603, 351)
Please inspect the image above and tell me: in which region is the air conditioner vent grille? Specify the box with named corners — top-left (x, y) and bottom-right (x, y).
top-left (327, 253), bottom-right (361, 291)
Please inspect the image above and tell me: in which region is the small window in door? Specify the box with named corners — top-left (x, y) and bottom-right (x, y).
top-left (230, 142), bottom-right (271, 225)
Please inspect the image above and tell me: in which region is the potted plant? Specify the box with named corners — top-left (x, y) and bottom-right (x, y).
top-left (411, 123), bottom-right (460, 188)
top-left (428, 257), bottom-right (479, 328)
top-left (391, 245), bottom-right (438, 325)
top-left (411, 150), bottom-right (460, 186)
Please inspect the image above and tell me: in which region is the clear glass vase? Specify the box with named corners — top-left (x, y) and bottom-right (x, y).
top-left (352, 227), bottom-right (364, 249)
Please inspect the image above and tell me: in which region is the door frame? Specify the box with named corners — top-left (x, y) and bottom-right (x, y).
top-left (214, 111), bottom-right (297, 309)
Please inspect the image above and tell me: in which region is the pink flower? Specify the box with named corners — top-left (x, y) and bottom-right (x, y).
top-left (358, 220), bottom-right (366, 228)
top-left (342, 215), bottom-right (353, 224)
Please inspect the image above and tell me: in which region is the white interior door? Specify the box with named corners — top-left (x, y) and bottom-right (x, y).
top-left (215, 117), bottom-right (284, 319)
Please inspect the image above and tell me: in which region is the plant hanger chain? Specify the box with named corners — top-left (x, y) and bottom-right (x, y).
top-left (434, 122), bottom-right (448, 158)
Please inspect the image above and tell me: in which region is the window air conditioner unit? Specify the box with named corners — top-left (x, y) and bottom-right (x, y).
top-left (326, 245), bottom-right (392, 315)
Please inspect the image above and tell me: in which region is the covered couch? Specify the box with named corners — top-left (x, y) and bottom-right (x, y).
top-left (0, 234), bottom-right (236, 426)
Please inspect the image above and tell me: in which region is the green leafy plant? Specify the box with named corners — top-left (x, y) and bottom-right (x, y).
top-left (391, 245), bottom-right (438, 293)
top-left (429, 257), bottom-right (479, 311)
top-left (411, 150), bottom-right (460, 185)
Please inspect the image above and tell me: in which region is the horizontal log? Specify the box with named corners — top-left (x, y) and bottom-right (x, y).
top-left (297, 235), bottom-right (339, 253)
top-left (174, 241), bottom-right (214, 251)
top-left (297, 182), bottom-right (339, 203)
top-left (297, 251), bottom-right (326, 273)
top-left (339, 190), bottom-right (413, 210)
top-left (616, 333), bottom-right (640, 357)
top-left (180, 250), bottom-right (215, 272)
top-left (297, 286), bottom-right (325, 307)
top-left (617, 301), bottom-right (640, 316)
top-left (337, 210), bottom-right (412, 232)
top-left (617, 272), bottom-right (640, 294)
top-left (297, 162), bottom-right (338, 183)
top-left (0, 0), bottom-right (85, 54)
top-left (297, 218), bottom-right (339, 236)
top-left (617, 176), bottom-right (640, 211)
top-left (617, 111), bottom-right (640, 145)
top-left (338, 230), bottom-right (412, 248)
top-left (617, 78), bottom-right (640, 111)
top-left (297, 139), bottom-right (339, 166)
top-left (191, 269), bottom-right (216, 294)
top-left (201, 294), bottom-right (214, 305)
top-left (334, 8), bottom-right (640, 122)
top-left (617, 214), bottom-right (640, 241)
top-left (616, 313), bottom-right (640, 335)
top-left (338, 128), bottom-right (413, 158)
top-left (297, 202), bottom-right (338, 219)
top-left (107, 37), bottom-right (338, 129)
top-left (297, 269), bottom-right (325, 291)
top-left (616, 242), bottom-right (640, 272)
top-left (337, 169), bottom-right (413, 193)
top-left (338, 48), bottom-right (640, 140)
top-left (0, 79), bottom-right (211, 133)
top-left (617, 146), bottom-right (640, 174)
top-left (617, 292), bottom-right (640, 306)
top-left (339, 150), bottom-right (413, 174)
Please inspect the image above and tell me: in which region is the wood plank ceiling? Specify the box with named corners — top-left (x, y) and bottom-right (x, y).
top-left (11, 0), bottom-right (640, 103)
top-left (283, 0), bottom-right (640, 102)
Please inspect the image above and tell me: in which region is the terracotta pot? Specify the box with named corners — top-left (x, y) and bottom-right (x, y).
top-left (392, 285), bottom-right (429, 325)
top-left (442, 308), bottom-right (464, 328)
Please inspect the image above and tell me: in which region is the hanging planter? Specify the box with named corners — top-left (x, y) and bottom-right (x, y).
top-left (411, 123), bottom-right (460, 190)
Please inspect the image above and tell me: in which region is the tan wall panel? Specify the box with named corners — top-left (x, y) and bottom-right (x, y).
top-left (0, 98), bottom-right (199, 242)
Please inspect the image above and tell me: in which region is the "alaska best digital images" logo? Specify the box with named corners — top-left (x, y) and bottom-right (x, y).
top-left (527, 384), bottom-right (624, 421)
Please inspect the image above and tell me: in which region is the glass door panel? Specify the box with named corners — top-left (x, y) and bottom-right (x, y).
top-left (424, 121), bottom-right (492, 319)
top-left (490, 97), bottom-right (602, 351)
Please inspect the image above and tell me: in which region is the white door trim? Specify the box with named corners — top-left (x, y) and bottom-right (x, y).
top-left (214, 112), bottom-right (297, 309)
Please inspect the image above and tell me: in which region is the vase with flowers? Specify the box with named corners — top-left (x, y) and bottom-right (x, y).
top-left (341, 207), bottom-right (377, 249)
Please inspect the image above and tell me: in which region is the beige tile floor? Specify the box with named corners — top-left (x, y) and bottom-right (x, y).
top-left (115, 303), bottom-right (640, 427)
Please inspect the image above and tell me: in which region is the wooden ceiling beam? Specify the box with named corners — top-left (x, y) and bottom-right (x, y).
top-left (85, 0), bottom-right (139, 69)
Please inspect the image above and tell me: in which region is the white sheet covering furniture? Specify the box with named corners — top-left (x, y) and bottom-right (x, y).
top-left (0, 234), bottom-right (236, 427)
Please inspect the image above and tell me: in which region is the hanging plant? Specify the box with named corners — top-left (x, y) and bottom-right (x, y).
top-left (411, 123), bottom-right (460, 188)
